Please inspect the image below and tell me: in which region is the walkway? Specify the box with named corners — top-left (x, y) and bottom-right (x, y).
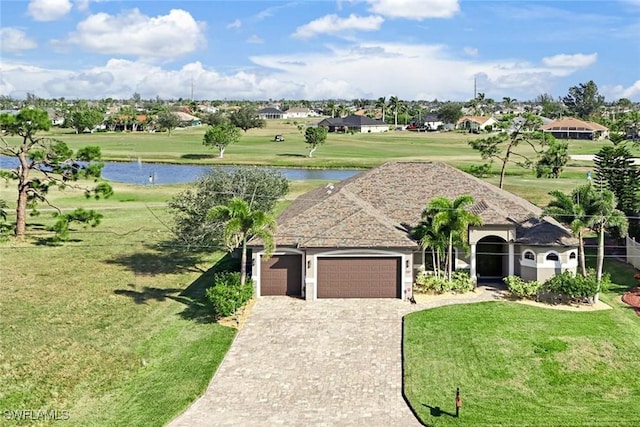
top-left (169, 288), bottom-right (503, 427)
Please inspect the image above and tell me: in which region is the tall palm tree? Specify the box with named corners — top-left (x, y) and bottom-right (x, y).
top-left (376, 96), bottom-right (386, 122)
top-left (388, 96), bottom-right (402, 127)
top-left (208, 197), bottom-right (276, 285)
top-left (544, 185), bottom-right (592, 276)
top-left (588, 189), bottom-right (628, 286)
top-left (425, 195), bottom-right (482, 281)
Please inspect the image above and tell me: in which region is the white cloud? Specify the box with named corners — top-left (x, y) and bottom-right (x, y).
top-left (227, 19), bottom-right (241, 29)
top-left (0, 28), bottom-right (38, 53)
top-left (542, 52), bottom-right (597, 68)
top-left (293, 14), bottom-right (384, 39)
top-left (28, 0), bottom-right (72, 22)
top-left (0, 42), bottom-right (635, 101)
top-left (246, 35), bottom-right (264, 44)
top-left (463, 46), bottom-right (478, 57)
top-left (74, 0), bottom-right (89, 12)
top-left (54, 9), bottom-right (206, 59)
top-left (365, 0), bottom-right (460, 19)
top-left (602, 80), bottom-right (640, 101)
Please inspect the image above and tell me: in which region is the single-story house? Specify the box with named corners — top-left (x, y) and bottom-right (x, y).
top-left (258, 107), bottom-right (284, 120)
top-left (422, 113), bottom-right (443, 131)
top-left (541, 117), bottom-right (609, 140)
top-left (173, 111), bottom-right (201, 127)
top-left (250, 162), bottom-right (578, 300)
top-left (457, 116), bottom-right (497, 132)
top-left (284, 107), bottom-right (318, 119)
top-left (317, 115), bottom-right (389, 133)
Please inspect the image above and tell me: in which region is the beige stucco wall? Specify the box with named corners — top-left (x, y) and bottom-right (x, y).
top-left (517, 245), bottom-right (578, 282)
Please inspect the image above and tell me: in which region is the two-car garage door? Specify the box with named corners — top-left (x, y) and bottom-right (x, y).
top-left (259, 255), bottom-right (401, 298)
top-left (317, 257), bottom-right (400, 298)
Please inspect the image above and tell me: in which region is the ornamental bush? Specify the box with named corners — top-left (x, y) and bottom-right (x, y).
top-left (205, 272), bottom-right (253, 319)
top-left (414, 271), bottom-right (474, 294)
top-left (504, 275), bottom-right (541, 299)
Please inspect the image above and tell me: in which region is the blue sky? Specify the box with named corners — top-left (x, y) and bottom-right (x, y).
top-left (1, 0), bottom-right (639, 101)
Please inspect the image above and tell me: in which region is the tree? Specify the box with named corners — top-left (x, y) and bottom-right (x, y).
top-left (0, 108), bottom-right (113, 239)
top-left (502, 97), bottom-right (516, 113)
top-left (376, 97), bottom-right (386, 122)
top-left (208, 198), bottom-right (276, 286)
top-left (423, 195), bottom-right (482, 281)
top-left (437, 103), bottom-right (463, 125)
top-left (66, 107), bottom-right (104, 134)
top-left (593, 144), bottom-right (640, 237)
top-left (304, 126), bottom-right (327, 158)
top-left (228, 106), bottom-right (265, 132)
top-left (168, 167), bottom-right (288, 250)
top-left (469, 114), bottom-right (545, 188)
top-left (203, 122), bottom-right (241, 158)
top-left (544, 185), bottom-right (594, 277)
top-left (589, 189), bottom-right (628, 288)
top-left (156, 111), bottom-right (180, 136)
top-left (536, 93), bottom-right (565, 119)
top-left (536, 137), bottom-right (569, 179)
top-left (410, 216), bottom-right (448, 278)
top-left (563, 80), bottom-right (605, 119)
top-left (388, 96), bottom-right (402, 126)
top-left (201, 110), bottom-right (227, 126)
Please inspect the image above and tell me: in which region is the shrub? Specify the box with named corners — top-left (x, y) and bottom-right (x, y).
top-left (541, 269), bottom-right (608, 303)
top-left (451, 271), bottom-right (475, 293)
top-left (414, 271), bottom-right (474, 294)
top-left (504, 275), bottom-right (541, 299)
top-left (205, 272), bottom-right (253, 319)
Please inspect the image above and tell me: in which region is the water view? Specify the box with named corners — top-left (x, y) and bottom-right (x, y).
top-left (0, 155), bottom-right (361, 185)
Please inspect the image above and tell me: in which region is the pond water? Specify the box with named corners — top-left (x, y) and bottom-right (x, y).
top-left (0, 155), bottom-right (361, 185)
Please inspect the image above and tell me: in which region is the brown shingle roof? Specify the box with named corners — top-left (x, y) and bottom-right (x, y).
top-left (271, 162), bottom-right (576, 249)
top-left (541, 117), bottom-right (608, 132)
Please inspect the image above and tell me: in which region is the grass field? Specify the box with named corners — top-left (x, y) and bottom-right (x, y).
top-left (403, 258), bottom-right (640, 426)
top-left (0, 182), bottom-right (241, 426)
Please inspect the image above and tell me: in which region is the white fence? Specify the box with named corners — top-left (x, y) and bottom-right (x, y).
top-left (627, 236), bottom-right (640, 270)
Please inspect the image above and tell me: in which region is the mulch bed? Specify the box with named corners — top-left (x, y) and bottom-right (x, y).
top-left (622, 287), bottom-right (640, 316)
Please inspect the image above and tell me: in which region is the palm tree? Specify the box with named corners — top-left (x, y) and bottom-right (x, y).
top-left (544, 185), bottom-right (592, 276)
top-left (410, 218), bottom-right (448, 277)
top-left (388, 96), bottom-right (402, 127)
top-left (208, 197), bottom-right (277, 286)
top-left (376, 96), bottom-right (386, 122)
top-left (588, 189), bottom-right (628, 286)
top-left (424, 195), bottom-right (482, 281)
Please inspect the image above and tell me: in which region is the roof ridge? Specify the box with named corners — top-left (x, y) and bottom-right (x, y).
top-left (340, 186), bottom-right (404, 233)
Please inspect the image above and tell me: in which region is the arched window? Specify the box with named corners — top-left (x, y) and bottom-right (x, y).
top-left (569, 252), bottom-right (577, 260)
top-left (546, 253), bottom-right (559, 261)
top-left (523, 251), bottom-right (535, 261)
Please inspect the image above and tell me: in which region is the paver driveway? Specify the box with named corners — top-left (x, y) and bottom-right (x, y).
top-left (169, 297), bottom-right (423, 427)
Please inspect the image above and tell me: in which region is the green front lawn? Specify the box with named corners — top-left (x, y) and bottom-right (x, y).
top-left (403, 261), bottom-right (640, 426)
top-left (0, 183), bottom-right (237, 426)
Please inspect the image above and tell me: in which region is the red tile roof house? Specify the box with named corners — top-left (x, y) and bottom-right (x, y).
top-left (541, 117), bottom-right (609, 140)
top-left (249, 162), bottom-right (578, 300)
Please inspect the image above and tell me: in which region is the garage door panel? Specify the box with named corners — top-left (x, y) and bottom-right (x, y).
top-left (317, 257), bottom-right (400, 298)
top-left (261, 255), bottom-right (302, 296)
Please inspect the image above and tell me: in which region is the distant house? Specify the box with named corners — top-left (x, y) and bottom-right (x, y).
top-left (258, 107), bottom-right (284, 120)
top-left (44, 108), bottom-right (65, 126)
top-left (541, 117), bottom-right (609, 140)
top-left (284, 107), bottom-right (318, 119)
top-left (173, 111), bottom-right (201, 127)
top-left (317, 115), bottom-right (389, 133)
top-left (422, 113), bottom-right (443, 131)
top-left (457, 116), bottom-right (497, 132)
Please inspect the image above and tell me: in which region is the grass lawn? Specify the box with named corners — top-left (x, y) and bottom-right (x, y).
top-left (0, 183), bottom-right (238, 426)
top-left (403, 259), bottom-right (640, 426)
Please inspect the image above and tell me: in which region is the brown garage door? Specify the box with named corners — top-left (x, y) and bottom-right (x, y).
top-left (317, 257), bottom-right (400, 298)
top-left (260, 255), bottom-right (302, 296)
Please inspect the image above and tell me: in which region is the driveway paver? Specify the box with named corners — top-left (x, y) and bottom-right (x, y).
top-left (169, 290), bottom-right (501, 427)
